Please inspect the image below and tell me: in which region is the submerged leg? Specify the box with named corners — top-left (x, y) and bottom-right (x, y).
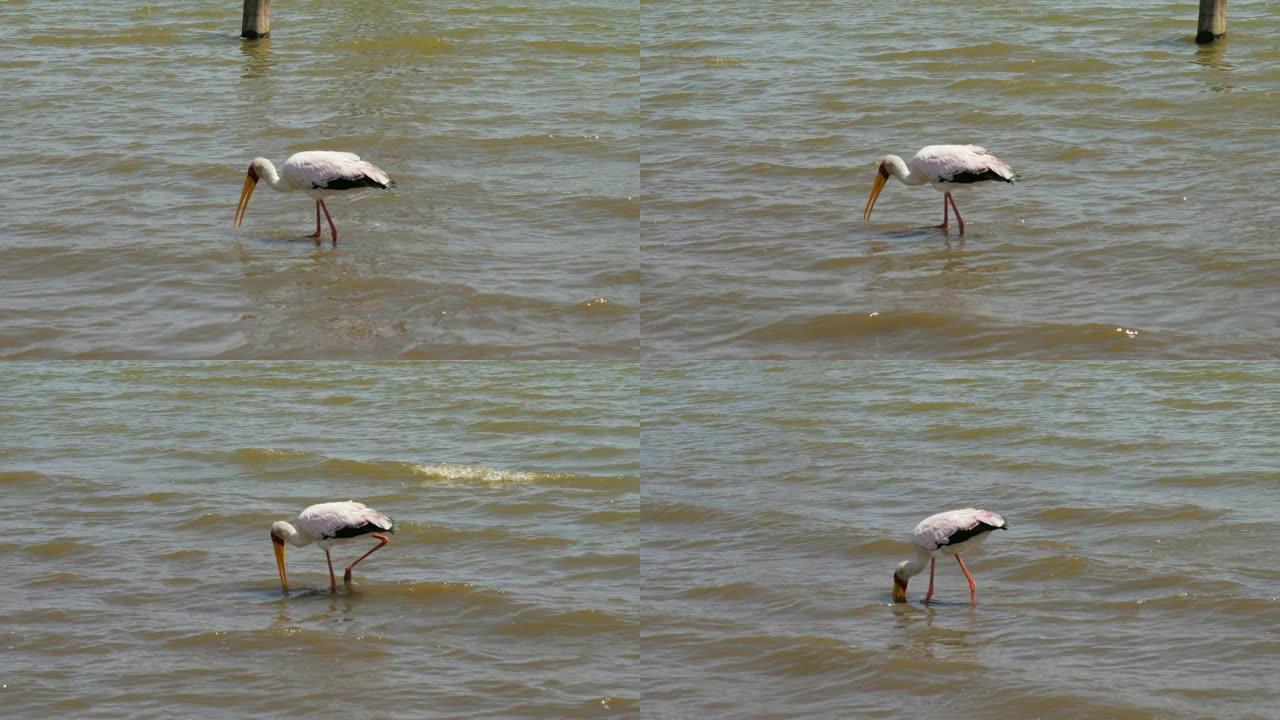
top-left (325, 548), bottom-right (337, 592)
top-left (319, 200), bottom-right (339, 245)
top-left (934, 193), bottom-right (950, 229)
top-left (343, 533), bottom-right (390, 584)
top-left (309, 201), bottom-right (323, 241)
top-left (923, 557), bottom-right (937, 603)
top-left (947, 193), bottom-right (966, 234)
top-left (956, 554), bottom-right (977, 601)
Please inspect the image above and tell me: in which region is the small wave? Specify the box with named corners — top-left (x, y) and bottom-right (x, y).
top-left (710, 635), bottom-right (877, 677)
top-left (0, 470), bottom-right (46, 485)
top-left (644, 500), bottom-right (734, 525)
top-left (526, 39), bottom-right (637, 55)
top-left (470, 133), bottom-right (605, 150)
top-left (232, 447), bottom-right (311, 462)
top-left (1035, 505), bottom-right (1225, 525)
top-left (167, 628), bottom-right (393, 657)
top-left (729, 309), bottom-right (1166, 358)
top-left (849, 538), bottom-right (913, 556)
top-left (924, 423), bottom-right (1035, 440)
top-left (581, 509), bottom-right (636, 525)
top-left (410, 463), bottom-right (539, 486)
top-left (346, 36), bottom-right (454, 54)
top-left (1003, 555), bottom-right (1089, 581)
top-left (412, 463), bottom-right (634, 491)
top-left (1154, 398), bottom-right (1242, 411)
top-left (574, 296), bottom-right (630, 317)
top-left (26, 571), bottom-right (97, 589)
top-left (1149, 472), bottom-right (1275, 488)
top-left (864, 400), bottom-right (975, 413)
top-left (501, 607), bottom-right (635, 637)
top-left (873, 42), bottom-right (1028, 61)
top-left (24, 539), bottom-right (98, 559)
top-left (677, 581), bottom-right (769, 602)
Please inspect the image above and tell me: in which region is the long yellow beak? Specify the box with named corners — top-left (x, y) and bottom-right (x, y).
top-left (233, 175), bottom-right (257, 228)
top-left (863, 166), bottom-right (889, 222)
top-left (892, 575), bottom-right (907, 603)
top-left (273, 540), bottom-right (288, 594)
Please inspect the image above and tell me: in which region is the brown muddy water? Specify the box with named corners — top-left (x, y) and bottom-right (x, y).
top-left (0, 1), bottom-right (637, 358)
top-left (643, 1), bottom-right (1280, 358)
top-left (0, 363), bottom-right (639, 718)
top-left (642, 362), bottom-right (1280, 719)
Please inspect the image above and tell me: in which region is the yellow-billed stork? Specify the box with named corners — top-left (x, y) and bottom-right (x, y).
top-left (270, 500), bottom-right (396, 594)
top-left (892, 508), bottom-right (1007, 604)
top-left (233, 151), bottom-right (394, 245)
top-left (863, 145), bottom-right (1017, 234)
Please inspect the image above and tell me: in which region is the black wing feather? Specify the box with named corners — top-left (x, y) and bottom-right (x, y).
top-left (324, 516), bottom-right (395, 539)
top-left (313, 175), bottom-right (388, 191)
top-left (941, 520), bottom-right (1003, 546)
top-left (939, 168), bottom-right (1014, 184)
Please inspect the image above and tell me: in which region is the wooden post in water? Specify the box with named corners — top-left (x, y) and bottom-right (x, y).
top-left (241, 0), bottom-right (271, 39)
top-left (1195, 0), bottom-right (1226, 44)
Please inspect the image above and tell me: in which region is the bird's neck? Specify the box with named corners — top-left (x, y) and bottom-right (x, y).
top-left (254, 160), bottom-right (293, 192)
top-left (886, 155), bottom-right (926, 186)
top-left (276, 522), bottom-right (312, 547)
top-left (898, 549), bottom-right (932, 580)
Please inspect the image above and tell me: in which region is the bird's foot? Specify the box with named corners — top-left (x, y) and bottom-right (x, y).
top-left (933, 223), bottom-right (950, 230)
top-left (343, 568), bottom-right (353, 584)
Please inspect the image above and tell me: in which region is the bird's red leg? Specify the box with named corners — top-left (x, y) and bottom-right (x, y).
top-left (319, 200), bottom-right (339, 245)
top-left (343, 533), bottom-right (390, 584)
top-left (309, 201), bottom-right (323, 241)
top-left (923, 557), bottom-right (936, 603)
top-left (956, 554), bottom-right (977, 601)
top-left (948, 194), bottom-right (966, 234)
top-left (325, 548), bottom-right (337, 592)
top-left (934, 193), bottom-right (950, 229)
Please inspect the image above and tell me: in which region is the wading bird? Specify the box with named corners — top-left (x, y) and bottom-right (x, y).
top-left (892, 508), bottom-right (1007, 604)
top-left (270, 500), bottom-right (396, 594)
top-left (233, 151), bottom-right (393, 244)
top-left (863, 145), bottom-right (1016, 234)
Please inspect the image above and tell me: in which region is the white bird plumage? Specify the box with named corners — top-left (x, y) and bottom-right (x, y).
top-left (233, 150), bottom-right (394, 245)
top-left (891, 507), bottom-right (1007, 604)
top-left (863, 144), bottom-right (1016, 234)
top-left (270, 500), bottom-right (396, 594)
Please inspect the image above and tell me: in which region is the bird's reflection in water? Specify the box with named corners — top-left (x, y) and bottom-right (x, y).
top-left (889, 600), bottom-right (981, 661)
top-left (271, 585), bottom-right (360, 627)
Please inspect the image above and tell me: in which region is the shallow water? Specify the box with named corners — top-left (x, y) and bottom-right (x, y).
top-left (0, 1), bottom-right (637, 358)
top-left (643, 1), bottom-right (1280, 358)
top-left (642, 362), bottom-right (1280, 719)
top-left (0, 362), bottom-right (639, 718)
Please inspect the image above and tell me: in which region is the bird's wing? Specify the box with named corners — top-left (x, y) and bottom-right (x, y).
top-left (283, 151), bottom-right (391, 190)
top-left (914, 507), bottom-right (1007, 551)
top-left (912, 508), bottom-right (974, 550)
top-left (914, 145), bottom-right (1015, 184)
top-left (296, 500), bottom-right (394, 540)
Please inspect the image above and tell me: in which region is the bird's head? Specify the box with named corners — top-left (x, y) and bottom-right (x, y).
top-left (233, 159), bottom-right (268, 228)
top-left (270, 523), bottom-right (289, 594)
top-left (892, 561), bottom-right (910, 603)
top-left (863, 157), bottom-right (895, 222)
